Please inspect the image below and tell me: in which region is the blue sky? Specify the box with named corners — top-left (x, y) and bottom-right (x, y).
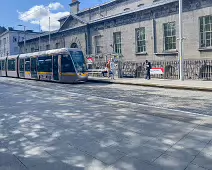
top-left (0, 0), bottom-right (109, 32)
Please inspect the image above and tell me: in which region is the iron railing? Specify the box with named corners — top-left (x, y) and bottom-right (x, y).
top-left (88, 59), bottom-right (212, 80)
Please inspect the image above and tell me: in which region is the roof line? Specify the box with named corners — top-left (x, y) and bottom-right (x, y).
top-left (58, 12), bottom-right (88, 32)
top-left (89, 0), bottom-right (178, 24)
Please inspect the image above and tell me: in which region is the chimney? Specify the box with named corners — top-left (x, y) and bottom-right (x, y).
top-left (69, 0), bottom-right (80, 14)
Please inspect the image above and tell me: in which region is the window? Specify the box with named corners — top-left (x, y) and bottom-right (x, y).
top-left (55, 43), bottom-right (60, 49)
top-left (124, 8), bottom-right (130, 11)
top-left (3, 38), bottom-right (6, 45)
top-left (164, 22), bottom-right (176, 50)
top-left (2, 61), bottom-right (5, 70)
top-left (136, 28), bottom-right (146, 53)
top-left (8, 59), bottom-right (16, 71)
top-left (38, 56), bottom-right (52, 72)
top-left (113, 32), bottom-right (122, 54)
top-left (19, 59), bottom-right (24, 71)
top-left (25, 58), bottom-right (30, 71)
top-left (13, 37), bottom-right (17, 42)
top-left (61, 55), bottom-right (75, 73)
top-left (46, 45), bottom-right (50, 50)
top-left (94, 36), bottom-right (102, 54)
top-left (70, 51), bottom-right (86, 72)
top-left (200, 15), bottom-right (212, 48)
top-left (31, 47), bottom-right (34, 52)
top-left (0, 61), bottom-right (1, 70)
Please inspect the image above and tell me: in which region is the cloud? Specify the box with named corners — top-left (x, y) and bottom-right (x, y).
top-left (48, 2), bottom-right (64, 10)
top-left (18, 2), bottom-right (69, 31)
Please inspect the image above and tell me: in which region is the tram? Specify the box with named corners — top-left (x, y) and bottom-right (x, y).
top-left (0, 48), bottom-right (88, 83)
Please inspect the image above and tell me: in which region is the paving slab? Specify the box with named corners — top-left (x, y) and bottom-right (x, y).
top-left (104, 156), bottom-right (161, 170)
top-left (185, 125), bottom-right (212, 143)
top-left (154, 154), bottom-right (193, 170)
top-left (45, 141), bottom-right (108, 169)
top-left (185, 163), bottom-right (207, 170)
top-left (0, 156), bottom-right (27, 170)
top-left (192, 153), bottom-right (212, 170)
top-left (124, 145), bottom-right (164, 163)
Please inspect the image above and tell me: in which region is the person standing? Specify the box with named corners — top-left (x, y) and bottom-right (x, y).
top-left (106, 59), bottom-right (111, 78)
top-left (145, 60), bottom-right (152, 80)
top-left (110, 58), bottom-right (116, 80)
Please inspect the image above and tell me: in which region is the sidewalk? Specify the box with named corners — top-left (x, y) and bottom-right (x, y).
top-left (88, 77), bottom-right (212, 92)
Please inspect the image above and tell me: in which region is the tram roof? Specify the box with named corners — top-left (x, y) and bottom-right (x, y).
top-left (0, 56), bottom-right (7, 60)
top-left (19, 48), bottom-right (81, 58)
top-left (7, 55), bottom-right (19, 59)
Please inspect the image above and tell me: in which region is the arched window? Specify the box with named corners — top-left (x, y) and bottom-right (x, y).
top-left (70, 43), bottom-right (78, 48)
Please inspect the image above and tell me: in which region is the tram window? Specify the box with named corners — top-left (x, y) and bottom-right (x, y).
top-left (38, 56), bottom-right (52, 72)
top-left (61, 55), bottom-right (75, 72)
top-left (70, 51), bottom-right (86, 72)
top-left (2, 61), bottom-right (5, 70)
top-left (31, 58), bottom-right (37, 72)
top-left (0, 61), bottom-right (1, 70)
top-left (20, 59), bottom-right (24, 71)
top-left (25, 58), bottom-right (30, 71)
top-left (8, 59), bottom-right (16, 71)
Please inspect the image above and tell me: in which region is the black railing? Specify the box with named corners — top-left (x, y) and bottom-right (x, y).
top-left (88, 59), bottom-right (212, 80)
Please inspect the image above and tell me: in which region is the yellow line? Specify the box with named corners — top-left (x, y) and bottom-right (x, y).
top-left (60, 73), bottom-right (77, 76)
top-left (38, 72), bottom-right (52, 75)
top-left (80, 73), bottom-right (88, 77)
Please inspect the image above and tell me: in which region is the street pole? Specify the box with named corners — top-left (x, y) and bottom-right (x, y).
top-left (49, 16), bottom-right (51, 49)
top-left (48, 7), bottom-right (51, 50)
top-left (39, 20), bottom-right (41, 51)
top-left (24, 26), bottom-right (26, 53)
top-left (179, 0), bottom-right (184, 81)
top-left (18, 25), bottom-right (26, 53)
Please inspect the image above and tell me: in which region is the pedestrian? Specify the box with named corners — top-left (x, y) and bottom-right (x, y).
top-left (145, 60), bottom-right (152, 80)
top-left (106, 59), bottom-right (111, 78)
top-left (110, 58), bottom-right (116, 80)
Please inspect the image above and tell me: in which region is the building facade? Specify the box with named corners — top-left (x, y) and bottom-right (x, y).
top-left (19, 0), bottom-right (212, 79)
top-left (0, 29), bottom-right (38, 57)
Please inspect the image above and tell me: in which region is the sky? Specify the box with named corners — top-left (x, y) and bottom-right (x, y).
top-left (0, 0), bottom-right (109, 32)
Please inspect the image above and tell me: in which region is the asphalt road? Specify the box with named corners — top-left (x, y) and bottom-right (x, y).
top-left (0, 77), bottom-right (212, 170)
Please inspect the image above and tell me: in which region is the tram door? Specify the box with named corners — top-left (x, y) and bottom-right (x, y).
top-left (19, 59), bottom-right (25, 78)
top-left (53, 55), bottom-right (59, 81)
top-left (31, 57), bottom-right (37, 79)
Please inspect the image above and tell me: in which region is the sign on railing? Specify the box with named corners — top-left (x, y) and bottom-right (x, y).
top-left (150, 68), bottom-right (164, 75)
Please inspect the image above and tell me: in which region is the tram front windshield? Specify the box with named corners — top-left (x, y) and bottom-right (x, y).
top-left (70, 51), bottom-right (87, 72)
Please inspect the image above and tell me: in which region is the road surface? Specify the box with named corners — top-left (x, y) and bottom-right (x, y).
top-left (0, 77), bottom-right (212, 170)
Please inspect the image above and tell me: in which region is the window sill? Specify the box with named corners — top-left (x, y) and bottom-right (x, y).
top-left (135, 52), bottom-right (147, 55)
top-left (155, 51), bottom-right (178, 55)
top-left (198, 48), bottom-right (212, 52)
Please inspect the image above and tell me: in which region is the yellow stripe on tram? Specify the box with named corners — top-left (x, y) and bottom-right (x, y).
top-left (25, 72), bottom-right (30, 75)
top-left (80, 72), bottom-right (88, 77)
top-left (60, 73), bottom-right (77, 76)
top-left (38, 72), bottom-right (52, 75)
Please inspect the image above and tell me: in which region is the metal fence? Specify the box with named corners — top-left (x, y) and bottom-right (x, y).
top-left (88, 59), bottom-right (212, 80)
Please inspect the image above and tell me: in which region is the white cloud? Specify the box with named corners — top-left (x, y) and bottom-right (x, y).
top-left (48, 2), bottom-right (64, 10)
top-left (18, 2), bottom-right (69, 31)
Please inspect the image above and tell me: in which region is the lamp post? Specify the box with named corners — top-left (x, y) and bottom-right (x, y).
top-left (18, 25), bottom-right (26, 53)
top-left (179, 0), bottom-right (184, 81)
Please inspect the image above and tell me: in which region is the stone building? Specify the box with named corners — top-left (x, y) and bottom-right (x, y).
top-left (19, 0), bottom-right (212, 79)
top-left (0, 28), bottom-right (38, 57)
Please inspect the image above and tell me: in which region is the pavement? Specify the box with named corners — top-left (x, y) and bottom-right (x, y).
top-left (88, 77), bottom-right (212, 92)
top-left (0, 77), bottom-right (212, 170)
